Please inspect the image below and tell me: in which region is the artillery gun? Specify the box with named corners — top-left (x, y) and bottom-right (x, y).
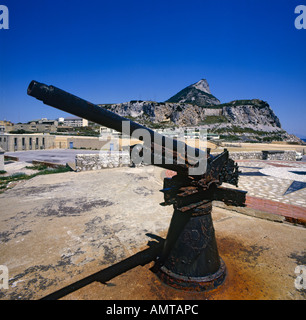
top-left (27, 80), bottom-right (246, 291)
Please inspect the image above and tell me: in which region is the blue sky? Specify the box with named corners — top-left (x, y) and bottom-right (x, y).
top-left (0, 0), bottom-right (305, 137)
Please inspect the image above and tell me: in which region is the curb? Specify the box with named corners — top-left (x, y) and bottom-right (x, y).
top-left (32, 160), bottom-right (66, 168)
top-left (213, 200), bottom-right (306, 227)
top-left (213, 201), bottom-right (285, 223)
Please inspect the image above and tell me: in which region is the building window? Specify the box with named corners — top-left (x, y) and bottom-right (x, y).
top-left (14, 138), bottom-right (17, 146)
top-left (29, 138), bottom-right (32, 146)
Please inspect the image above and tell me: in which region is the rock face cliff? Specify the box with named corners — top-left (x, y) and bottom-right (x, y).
top-left (218, 99), bottom-right (282, 131)
top-left (98, 79), bottom-right (297, 142)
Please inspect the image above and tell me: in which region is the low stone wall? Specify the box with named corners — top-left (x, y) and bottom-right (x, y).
top-left (75, 152), bottom-right (131, 172)
top-left (225, 151), bottom-right (262, 160)
top-left (262, 150), bottom-right (296, 161)
top-left (224, 150), bottom-right (296, 161)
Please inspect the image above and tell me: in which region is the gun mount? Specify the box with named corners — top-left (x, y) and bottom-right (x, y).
top-left (27, 80), bottom-right (247, 292)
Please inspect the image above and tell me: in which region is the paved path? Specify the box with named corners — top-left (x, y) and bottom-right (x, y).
top-left (236, 159), bottom-right (306, 206)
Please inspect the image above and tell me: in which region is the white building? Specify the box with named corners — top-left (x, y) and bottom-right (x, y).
top-left (63, 117), bottom-right (88, 127)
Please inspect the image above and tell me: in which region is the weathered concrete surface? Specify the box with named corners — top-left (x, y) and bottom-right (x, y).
top-left (60, 207), bottom-right (306, 300)
top-left (0, 166), bottom-right (172, 300)
top-left (0, 166), bottom-right (305, 300)
top-left (2, 161), bottom-right (40, 177)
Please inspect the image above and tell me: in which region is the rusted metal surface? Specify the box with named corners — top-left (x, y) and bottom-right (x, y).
top-left (157, 258), bottom-right (227, 292)
top-left (153, 200), bottom-right (225, 291)
top-left (154, 201), bottom-right (227, 292)
top-left (153, 150), bottom-right (246, 291)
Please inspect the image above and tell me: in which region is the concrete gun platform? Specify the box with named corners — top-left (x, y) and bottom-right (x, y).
top-left (0, 166), bottom-right (305, 300)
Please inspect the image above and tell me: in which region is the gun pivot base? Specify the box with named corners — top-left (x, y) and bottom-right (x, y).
top-left (157, 258), bottom-right (226, 292)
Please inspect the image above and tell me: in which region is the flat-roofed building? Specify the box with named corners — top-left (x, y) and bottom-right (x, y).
top-left (0, 134), bottom-right (55, 152)
top-left (63, 117), bottom-right (88, 127)
top-left (10, 118), bottom-right (58, 133)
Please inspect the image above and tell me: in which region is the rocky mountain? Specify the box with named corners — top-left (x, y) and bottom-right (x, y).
top-left (166, 79), bottom-right (220, 106)
top-left (98, 79), bottom-right (301, 143)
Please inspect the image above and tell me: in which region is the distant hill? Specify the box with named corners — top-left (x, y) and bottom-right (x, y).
top-left (166, 79), bottom-right (220, 106)
top-left (98, 79), bottom-right (302, 143)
